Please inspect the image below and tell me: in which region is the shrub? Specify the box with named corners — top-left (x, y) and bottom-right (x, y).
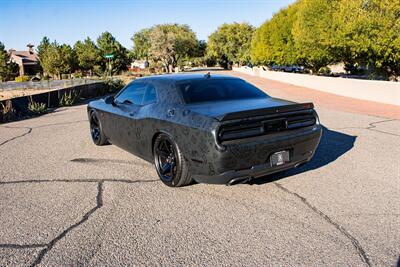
top-left (28, 97), bottom-right (47, 114)
top-left (104, 78), bottom-right (125, 93)
top-left (15, 76), bottom-right (30, 82)
top-left (59, 90), bottom-right (81, 106)
top-left (0, 100), bottom-right (16, 122)
top-left (61, 74), bottom-right (70, 80)
top-left (318, 66), bottom-right (332, 76)
top-left (73, 72), bottom-right (82, 79)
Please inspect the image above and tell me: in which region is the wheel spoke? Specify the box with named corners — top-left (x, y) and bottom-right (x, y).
top-left (91, 115), bottom-right (99, 126)
top-left (170, 161), bottom-right (176, 175)
top-left (160, 163), bottom-right (171, 175)
top-left (91, 128), bottom-right (100, 140)
top-left (162, 140), bottom-right (170, 153)
top-left (157, 150), bottom-right (169, 159)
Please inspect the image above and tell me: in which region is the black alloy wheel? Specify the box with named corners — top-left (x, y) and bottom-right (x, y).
top-left (155, 138), bottom-right (177, 182)
top-left (89, 110), bottom-right (108, 146)
top-left (153, 133), bottom-right (193, 187)
top-left (90, 112), bottom-right (100, 142)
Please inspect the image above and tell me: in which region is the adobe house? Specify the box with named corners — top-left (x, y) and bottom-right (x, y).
top-left (9, 44), bottom-right (40, 76)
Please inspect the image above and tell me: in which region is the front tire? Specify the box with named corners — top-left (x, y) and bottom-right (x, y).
top-left (89, 110), bottom-right (108, 146)
top-left (153, 133), bottom-right (193, 187)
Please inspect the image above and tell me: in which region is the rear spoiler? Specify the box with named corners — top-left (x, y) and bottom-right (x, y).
top-left (217, 103), bottom-right (314, 121)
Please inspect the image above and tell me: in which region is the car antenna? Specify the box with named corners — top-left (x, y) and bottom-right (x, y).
top-left (204, 72), bottom-right (211, 79)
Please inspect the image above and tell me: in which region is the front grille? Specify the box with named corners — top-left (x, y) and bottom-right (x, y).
top-left (217, 110), bottom-right (316, 142)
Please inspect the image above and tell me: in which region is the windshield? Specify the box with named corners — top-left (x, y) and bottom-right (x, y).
top-left (178, 79), bottom-right (269, 104)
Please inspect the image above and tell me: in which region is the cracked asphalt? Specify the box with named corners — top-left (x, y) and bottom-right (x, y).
top-left (0, 72), bottom-right (399, 266)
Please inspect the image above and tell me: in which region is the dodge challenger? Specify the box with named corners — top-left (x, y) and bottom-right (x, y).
top-left (87, 73), bottom-right (322, 187)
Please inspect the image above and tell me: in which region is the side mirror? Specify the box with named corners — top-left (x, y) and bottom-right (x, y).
top-left (104, 95), bottom-right (115, 105)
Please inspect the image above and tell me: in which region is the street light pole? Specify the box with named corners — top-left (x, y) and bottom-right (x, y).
top-left (104, 54), bottom-right (114, 78)
top-left (109, 57), bottom-right (111, 78)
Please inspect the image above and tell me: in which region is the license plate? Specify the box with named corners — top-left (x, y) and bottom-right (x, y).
top-left (270, 151), bottom-right (290, 167)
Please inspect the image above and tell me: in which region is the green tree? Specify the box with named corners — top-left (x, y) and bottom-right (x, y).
top-left (37, 37), bottom-right (50, 61)
top-left (40, 41), bottom-right (75, 79)
top-left (97, 32), bottom-right (128, 75)
top-left (74, 37), bottom-right (101, 76)
top-left (131, 28), bottom-right (152, 60)
top-left (0, 42), bottom-right (18, 81)
top-left (148, 24), bottom-right (199, 72)
top-left (251, 3), bottom-right (299, 66)
top-left (207, 22), bottom-right (255, 68)
top-left (177, 39), bottom-right (208, 68)
top-left (333, 0), bottom-right (400, 79)
top-left (59, 44), bottom-right (76, 74)
top-left (36, 36), bottom-right (51, 76)
top-left (292, 0), bottom-right (337, 73)
top-left (250, 0), bottom-right (400, 79)
top-left (189, 40), bottom-right (208, 67)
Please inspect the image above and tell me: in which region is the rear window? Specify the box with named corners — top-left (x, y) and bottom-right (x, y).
top-left (178, 79), bottom-right (269, 104)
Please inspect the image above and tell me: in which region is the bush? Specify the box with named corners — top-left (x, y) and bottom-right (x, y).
top-left (15, 76), bottom-right (30, 82)
top-left (0, 100), bottom-right (16, 122)
top-left (61, 74), bottom-right (70, 80)
top-left (318, 67), bottom-right (332, 76)
top-left (28, 97), bottom-right (47, 114)
top-left (73, 72), bottom-right (82, 79)
top-left (104, 78), bottom-right (125, 93)
top-left (59, 90), bottom-right (81, 106)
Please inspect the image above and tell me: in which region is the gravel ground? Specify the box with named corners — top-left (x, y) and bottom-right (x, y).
top-left (0, 72), bottom-right (399, 266)
top-left (0, 89), bottom-right (52, 101)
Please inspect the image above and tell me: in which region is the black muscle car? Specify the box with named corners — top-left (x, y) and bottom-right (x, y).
top-left (88, 73), bottom-right (322, 187)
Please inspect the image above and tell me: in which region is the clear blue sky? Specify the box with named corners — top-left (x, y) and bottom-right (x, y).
top-left (0, 0), bottom-right (296, 50)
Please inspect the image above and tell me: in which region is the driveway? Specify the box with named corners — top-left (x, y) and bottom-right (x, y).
top-left (0, 72), bottom-right (399, 266)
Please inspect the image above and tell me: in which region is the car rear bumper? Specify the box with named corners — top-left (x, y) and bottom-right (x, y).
top-left (193, 157), bottom-right (310, 184)
top-left (192, 125), bottom-right (322, 184)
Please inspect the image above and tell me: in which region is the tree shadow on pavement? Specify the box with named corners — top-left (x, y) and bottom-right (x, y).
top-left (249, 126), bottom-right (357, 185)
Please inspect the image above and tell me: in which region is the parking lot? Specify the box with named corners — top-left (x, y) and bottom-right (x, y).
top-left (0, 72), bottom-right (399, 266)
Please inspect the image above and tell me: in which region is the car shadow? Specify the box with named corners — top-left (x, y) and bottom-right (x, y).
top-left (249, 126), bottom-right (357, 185)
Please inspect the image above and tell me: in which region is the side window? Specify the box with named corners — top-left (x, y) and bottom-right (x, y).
top-left (142, 84), bottom-right (157, 105)
top-left (115, 82), bottom-right (147, 104)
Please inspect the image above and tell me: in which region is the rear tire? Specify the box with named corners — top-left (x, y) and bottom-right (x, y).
top-left (89, 110), bottom-right (108, 146)
top-left (153, 133), bottom-right (193, 187)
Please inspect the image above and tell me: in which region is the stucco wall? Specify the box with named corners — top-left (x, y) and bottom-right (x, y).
top-left (233, 67), bottom-right (400, 106)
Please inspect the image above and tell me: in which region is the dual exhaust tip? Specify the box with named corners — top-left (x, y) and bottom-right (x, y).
top-left (226, 176), bottom-right (251, 186)
top-left (226, 161), bottom-right (304, 186)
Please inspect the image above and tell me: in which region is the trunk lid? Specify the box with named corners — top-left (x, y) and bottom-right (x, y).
top-left (184, 97), bottom-right (313, 121)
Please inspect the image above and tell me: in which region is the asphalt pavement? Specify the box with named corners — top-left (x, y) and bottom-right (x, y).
top-left (0, 72), bottom-right (399, 266)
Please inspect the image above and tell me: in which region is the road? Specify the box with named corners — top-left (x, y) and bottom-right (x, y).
top-left (0, 71), bottom-right (399, 266)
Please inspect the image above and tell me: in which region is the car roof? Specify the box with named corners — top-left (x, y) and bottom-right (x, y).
top-left (135, 73), bottom-right (241, 82)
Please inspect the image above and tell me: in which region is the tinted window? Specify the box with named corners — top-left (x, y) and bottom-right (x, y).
top-left (115, 82), bottom-right (147, 104)
top-left (142, 84), bottom-right (157, 105)
top-left (178, 79), bottom-right (268, 104)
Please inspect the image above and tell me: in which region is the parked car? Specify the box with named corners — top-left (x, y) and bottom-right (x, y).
top-left (271, 65), bottom-right (304, 73)
top-left (88, 73), bottom-right (322, 187)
